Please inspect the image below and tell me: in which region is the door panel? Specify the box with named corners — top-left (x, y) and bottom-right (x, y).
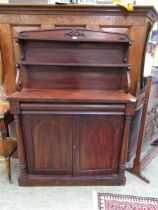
top-left (73, 115), bottom-right (124, 176)
top-left (22, 114), bottom-right (72, 175)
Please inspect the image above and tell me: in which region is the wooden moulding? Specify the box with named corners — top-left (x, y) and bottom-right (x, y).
top-left (18, 174), bottom-right (126, 186)
top-left (0, 5), bottom-right (157, 22)
top-left (20, 62), bottom-right (131, 68)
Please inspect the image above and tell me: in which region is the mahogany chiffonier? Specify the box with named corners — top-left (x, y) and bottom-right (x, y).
top-left (0, 5), bottom-right (157, 175)
top-left (8, 28), bottom-right (135, 186)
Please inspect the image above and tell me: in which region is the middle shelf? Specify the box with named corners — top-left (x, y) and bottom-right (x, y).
top-left (20, 61), bottom-right (131, 68)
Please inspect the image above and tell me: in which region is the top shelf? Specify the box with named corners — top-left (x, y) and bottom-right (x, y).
top-left (17, 37), bottom-right (132, 44)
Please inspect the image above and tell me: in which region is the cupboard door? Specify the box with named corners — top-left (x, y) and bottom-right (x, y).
top-left (73, 115), bottom-right (124, 176)
top-left (22, 114), bottom-right (72, 175)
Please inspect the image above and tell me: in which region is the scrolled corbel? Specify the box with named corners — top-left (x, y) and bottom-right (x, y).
top-left (15, 38), bottom-right (25, 60)
top-left (15, 64), bottom-right (22, 91)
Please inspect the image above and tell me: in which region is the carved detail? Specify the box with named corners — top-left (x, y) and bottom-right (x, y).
top-left (118, 163), bottom-right (125, 177)
top-left (119, 35), bottom-right (129, 41)
top-left (15, 39), bottom-right (25, 60)
top-left (126, 116), bottom-right (131, 122)
top-left (15, 64), bottom-right (22, 91)
top-left (64, 29), bottom-right (85, 39)
top-left (14, 114), bottom-right (21, 122)
top-left (123, 45), bottom-right (129, 63)
top-left (18, 28), bottom-right (130, 42)
top-left (19, 32), bottom-right (28, 38)
top-left (15, 114), bottom-right (28, 176)
top-left (19, 164), bottom-right (28, 176)
top-left (125, 69), bottom-right (131, 93)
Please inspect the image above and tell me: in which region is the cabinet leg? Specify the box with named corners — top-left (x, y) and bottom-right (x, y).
top-left (127, 168), bottom-right (150, 183)
top-left (5, 158), bottom-right (11, 183)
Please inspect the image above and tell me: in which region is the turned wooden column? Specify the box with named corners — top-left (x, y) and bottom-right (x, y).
top-left (119, 103), bottom-right (135, 180)
top-left (119, 116), bottom-right (131, 179)
top-left (14, 114), bottom-right (28, 177)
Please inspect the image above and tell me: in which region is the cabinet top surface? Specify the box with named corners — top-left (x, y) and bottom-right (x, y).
top-left (0, 4), bottom-right (156, 10)
top-left (0, 4), bottom-right (157, 20)
top-left (8, 89), bottom-right (136, 104)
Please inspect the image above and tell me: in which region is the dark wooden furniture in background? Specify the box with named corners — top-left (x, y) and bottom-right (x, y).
top-left (8, 29), bottom-right (135, 186)
top-left (0, 103), bottom-right (17, 182)
top-left (0, 4), bottom-right (157, 179)
top-left (128, 76), bottom-right (158, 183)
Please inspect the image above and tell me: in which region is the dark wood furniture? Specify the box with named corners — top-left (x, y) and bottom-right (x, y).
top-left (141, 76), bottom-right (158, 167)
top-left (128, 76), bottom-right (158, 183)
top-left (0, 102), bottom-right (17, 182)
top-left (8, 29), bottom-right (135, 186)
top-left (0, 4), bottom-right (157, 184)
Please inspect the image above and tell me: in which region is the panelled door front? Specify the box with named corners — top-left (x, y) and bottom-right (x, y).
top-left (21, 112), bottom-right (124, 176)
top-left (73, 115), bottom-right (124, 176)
top-left (22, 114), bottom-right (73, 175)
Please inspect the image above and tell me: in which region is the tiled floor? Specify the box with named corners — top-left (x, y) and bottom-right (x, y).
top-left (0, 156), bottom-right (158, 210)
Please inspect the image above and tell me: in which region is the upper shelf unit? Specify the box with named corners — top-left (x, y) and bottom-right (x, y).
top-left (15, 28), bottom-right (132, 92)
top-left (16, 28), bottom-right (132, 65)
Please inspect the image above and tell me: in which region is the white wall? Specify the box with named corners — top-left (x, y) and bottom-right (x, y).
top-left (136, 0), bottom-right (158, 11)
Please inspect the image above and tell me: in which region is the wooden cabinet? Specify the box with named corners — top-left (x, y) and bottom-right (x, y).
top-left (8, 28), bottom-right (136, 186)
top-left (0, 5), bottom-right (157, 172)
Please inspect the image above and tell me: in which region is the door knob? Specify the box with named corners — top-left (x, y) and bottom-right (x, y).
top-left (73, 145), bottom-right (77, 149)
